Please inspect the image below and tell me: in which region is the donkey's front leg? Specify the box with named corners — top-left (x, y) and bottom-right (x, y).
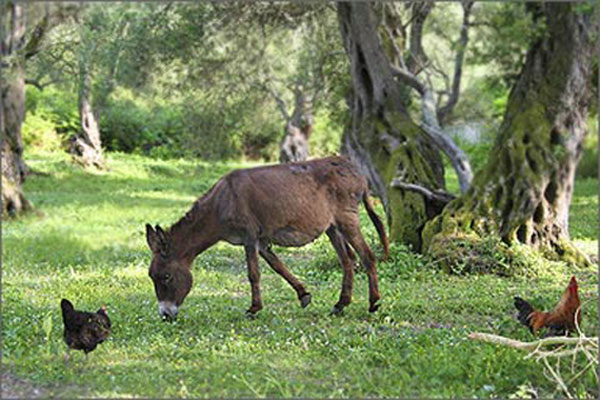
top-left (244, 242), bottom-right (263, 316)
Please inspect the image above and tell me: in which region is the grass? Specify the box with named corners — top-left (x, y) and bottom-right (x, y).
top-left (3, 150), bottom-right (598, 398)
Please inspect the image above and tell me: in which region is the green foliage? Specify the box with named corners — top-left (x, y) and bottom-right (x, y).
top-left (3, 152), bottom-right (597, 397)
top-left (21, 113), bottom-right (63, 152)
top-left (22, 86), bottom-right (79, 152)
top-left (310, 108), bottom-right (344, 158)
top-left (25, 3), bottom-right (347, 162)
top-left (445, 135), bottom-right (495, 176)
top-left (100, 89), bottom-right (180, 155)
top-left (24, 86), bottom-right (79, 136)
top-left (575, 117), bottom-right (598, 179)
top-left (469, 3), bottom-right (546, 88)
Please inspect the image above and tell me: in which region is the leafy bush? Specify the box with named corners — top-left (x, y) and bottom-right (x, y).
top-left (99, 88), bottom-right (283, 161)
top-left (24, 86), bottom-right (79, 138)
top-left (22, 86), bottom-right (79, 152)
top-left (21, 113), bottom-right (63, 152)
top-left (99, 88), bottom-right (178, 155)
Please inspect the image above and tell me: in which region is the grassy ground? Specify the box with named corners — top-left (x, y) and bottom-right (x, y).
top-left (3, 151), bottom-right (598, 398)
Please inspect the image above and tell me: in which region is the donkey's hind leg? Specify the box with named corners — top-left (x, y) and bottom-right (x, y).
top-left (259, 244), bottom-right (311, 308)
top-left (326, 226), bottom-right (354, 315)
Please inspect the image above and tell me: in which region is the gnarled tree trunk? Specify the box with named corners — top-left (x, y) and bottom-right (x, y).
top-left (1, 3), bottom-right (32, 216)
top-left (423, 3), bottom-right (598, 267)
top-left (279, 86), bottom-right (313, 163)
top-left (337, 2), bottom-right (444, 250)
top-left (69, 16), bottom-right (103, 169)
top-left (71, 58), bottom-right (103, 169)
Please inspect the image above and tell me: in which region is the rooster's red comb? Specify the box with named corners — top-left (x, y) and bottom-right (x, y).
top-left (569, 275), bottom-right (578, 288)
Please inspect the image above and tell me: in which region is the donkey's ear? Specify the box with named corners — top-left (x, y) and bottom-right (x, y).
top-left (146, 223), bottom-right (162, 254)
top-left (155, 225), bottom-right (166, 240)
top-left (154, 225), bottom-right (171, 257)
top-left (61, 298), bottom-right (74, 312)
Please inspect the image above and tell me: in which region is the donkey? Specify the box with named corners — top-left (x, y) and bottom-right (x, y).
top-left (145, 156), bottom-right (389, 320)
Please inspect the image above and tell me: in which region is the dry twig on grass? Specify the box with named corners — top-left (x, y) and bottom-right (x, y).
top-left (468, 331), bottom-right (598, 399)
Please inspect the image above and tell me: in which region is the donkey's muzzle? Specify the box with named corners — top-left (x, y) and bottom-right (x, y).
top-left (158, 301), bottom-right (178, 321)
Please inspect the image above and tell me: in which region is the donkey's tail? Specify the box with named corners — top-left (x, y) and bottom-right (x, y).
top-left (362, 192), bottom-right (389, 261)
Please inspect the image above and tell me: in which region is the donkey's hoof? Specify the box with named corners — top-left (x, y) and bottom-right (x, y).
top-left (330, 304), bottom-right (345, 316)
top-left (300, 293), bottom-right (312, 308)
top-left (245, 310), bottom-right (259, 319)
top-left (369, 302), bottom-right (380, 313)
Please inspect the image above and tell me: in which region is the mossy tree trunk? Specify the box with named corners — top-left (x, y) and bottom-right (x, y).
top-left (337, 2), bottom-right (444, 251)
top-left (1, 3), bottom-right (32, 216)
top-left (423, 3), bottom-right (598, 267)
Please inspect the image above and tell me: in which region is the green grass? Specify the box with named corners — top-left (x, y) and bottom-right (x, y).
top-left (3, 151), bottom-right (598, 398)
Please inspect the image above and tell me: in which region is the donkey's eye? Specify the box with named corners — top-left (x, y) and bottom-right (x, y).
top-left (163, 273), bottom-right (171, 282)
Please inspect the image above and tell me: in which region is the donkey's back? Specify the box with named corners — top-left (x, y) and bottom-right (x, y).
top-left (215, 156), bottom-right (368, 247)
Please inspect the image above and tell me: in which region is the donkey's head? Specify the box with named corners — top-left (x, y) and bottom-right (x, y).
top-left (145, 224), bottom-right (193, 320)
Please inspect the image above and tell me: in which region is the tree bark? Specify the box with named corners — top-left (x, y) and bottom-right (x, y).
top-left (1, 3), bottom-right (32, 216)
top-left (70, 24), bottom-right (103, 169)
top-left (337, 2), bottom-right (444, 251)
top-left (423, 3), bottom-right (598, 267)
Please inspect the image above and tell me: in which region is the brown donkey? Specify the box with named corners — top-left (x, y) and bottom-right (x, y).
top-left (145, 156), bottom-right (389, 319)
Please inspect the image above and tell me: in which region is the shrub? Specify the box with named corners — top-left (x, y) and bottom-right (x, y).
top-left (24, 86), bottom-right (79, 141)
top-left (22, 112), bottom-right (63, 152)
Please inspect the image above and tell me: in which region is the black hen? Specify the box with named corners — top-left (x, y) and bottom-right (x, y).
top-left (60, 299), bottom-right (111, 354)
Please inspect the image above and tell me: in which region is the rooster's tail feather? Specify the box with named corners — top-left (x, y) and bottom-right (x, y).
top-left (514, 296), bottom-right (535, 332)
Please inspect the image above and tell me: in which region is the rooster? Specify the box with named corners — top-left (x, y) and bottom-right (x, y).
top-left (61, 299), bottom-right (111, 354)
top-left (514, 276), bottom-right (581, 337)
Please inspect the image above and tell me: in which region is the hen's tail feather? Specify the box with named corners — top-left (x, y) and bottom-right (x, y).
top-left (514, 296), bottom-right (535, 332)
top-left (60, 298), bottom-right (75, 324)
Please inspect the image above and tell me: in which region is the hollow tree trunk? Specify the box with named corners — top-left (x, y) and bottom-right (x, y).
top-left (1, 3), bottom-right (32, 216)
top-left (423, 3), bottom-right (598, 267)
top-left (337, 2), bottom-right (444, 250)
top-left (70, 45), bottom-right (103, 169)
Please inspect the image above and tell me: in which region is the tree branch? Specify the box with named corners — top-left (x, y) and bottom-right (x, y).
top-left (390, 179), bottom-right (456, 205)
top-left (24, 3), bottom-right (78, 61)
top-left (380, 3), bottom-right (408, 70)
top-left (468, 332), bottom-right (598, 352)
top-left (437, 1), bottom-right (473, 124)
top-left (390, 64), bottom-right (425, 95)
top-left (419, 110), bottom-right (473, 193)
top-left (25, 78), bottom-right (43, 90)
top-left (390, 61), bottom-right (473, 193)
top-left (407, 1), bottom-right (433, 74)
top-left (24, 10), bottom-right (49, 60)
top-left (265, 83), bottom-right (290, 121)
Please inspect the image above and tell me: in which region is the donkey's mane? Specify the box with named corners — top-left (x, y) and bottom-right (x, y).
top-left (167, 178), bottom-right (223, 238)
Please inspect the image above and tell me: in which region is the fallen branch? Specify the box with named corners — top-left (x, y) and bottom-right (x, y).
top-left (468, 332), bottom-right (598, 352)
top-left (468, 332), bottom-right (598, 398)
